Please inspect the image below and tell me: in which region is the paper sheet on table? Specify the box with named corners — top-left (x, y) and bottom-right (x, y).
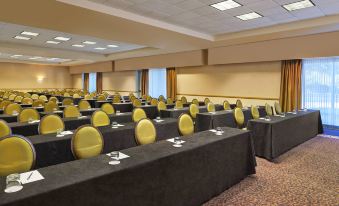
top-left (61, 131), bottom-right (73, 135)
top-left (209, 112), bottom-right (216, 114)
top-left (20, 170), bottom-right (44, 184)
top-left (209, 129), bottom-right (217, 132)
top-left (116, 124), bottom-right (124, 127)
top-left (154, 119), bottom-right (164, 123)
top-left (77, 116), bottom-right (87, 119)
top-left (116, 113), bottom-right (124, 115)
top-left (28, 120), bottom-right (40, 124)
top-left (166, 138), bottom-right (185, 144)
top-left (106, 152), bottom-right (130, 160)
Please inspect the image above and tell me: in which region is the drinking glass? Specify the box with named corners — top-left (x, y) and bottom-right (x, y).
top-left (109, 151), bottom-right (120, 165)
top-left (216, 127), bottom-right (223, 135)
top-left (112, 121), bottom-right (118, 128)
top-left (56, 128), bottom-right (63, 137)
top-left (4, 173), bottom-right (23, 193)
top-left (173, 136), bottom-right (182, 147)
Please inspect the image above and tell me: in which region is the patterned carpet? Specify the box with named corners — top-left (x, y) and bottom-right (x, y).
top-left (204, 135), bottom-right (339, 206)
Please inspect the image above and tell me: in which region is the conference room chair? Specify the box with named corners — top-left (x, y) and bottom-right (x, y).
top-left (141, 94), bottom-right (146, 99)
top-left (31, 94), bottom-right (39, 100)
top-left (175, 100), bottom-right (183, 109)
top-left (236, 99), bottom-right (243, 109)
top-left (63, 92), bottom-right (71, 97)
top-left (23, 93), bottom-right (31, 98)
top-left (71, 125), bottom-right (104, 160)
top-left (49, 96), bottom-right (58, 103)
top-left (274, 102), bottom-right (282, 114)
top-left (234, 108), bottom-right (246, 130)
top-left (0, 100), bottom-right (11, 109)
top-left (158, 95), bottom-right (165, 102)
top-left (130, 96), bottom-right (136, 103)
top-left (251, 105), bottom-right (260, 119)
top-left (97, 95), bottom-right (106, 101)
top-left (62, 98), bottom-right (74, 106)
top-left (166, 97), bottom-right (173, 104)
top-left (39, 95), bottom-right (48, 101)
top-left (0, 120), bottom-right (11, 138)
top-left (14, 96), bottom-right (23, 103)
top-left (132, 108), bottom-right (147, 122)
top-left (0, 135), bottom-right (36, 176)
top-left (101, 103), bottom-right (115, 115)
top-left (44, 101), bottom-right (59, 113)
top-left (207, 102), bottom-right (216, 112)
top-left (189, 103), bottom-right (199, 119)
top-left (133, 99), bottom-right (142, 107)
top-left (64, 105), bottom-right (80, 118)
top-left (178, 113), bottom-right (194, 136)
top-left (22, 97), bottom-right (33, 105)
top-left (265, 103), bottom-right (273, 116)
top-left (113, 96), bottom-right (121, 103)
top-left (4, 103), bottom-right (22, 115)
top-left (32, 99), bottom-right (45, 107)
top-left (181, 96), bottom-right (188, 104)
top-left (146, 95), bottom-right (152, 103)
top-left (8, 94), bottom-right (16, 101)
top-left (157, 101), bottom-right (167, 112)
top-left (204, 98), bottom-right (210, 105)
top-left (84, 94), bottom-right (92, 100)
top-left (192, 98), bottom-right (199, 106)
top-left (78, 100), bottom-right (91, 110)
top-left (151, 98), bottom-right (158, 106)
top-left (18, 108), bottom-right (40, 123)
top-left (135, 118), bottom-right (157, 145)
top-left (73, 93), bottom-right (80, 98)
top-left (91, 110), bottom-right (110, 127)
top-left (39, 114), bottom-right (65, 135)
top-left (223, 100), bottom-right (231, 110)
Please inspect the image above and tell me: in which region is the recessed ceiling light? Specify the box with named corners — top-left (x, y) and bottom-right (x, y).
top-left (236, 12), bottom-right (262, 20)
top-left (210, 0), bottom-right (241, 11)
top-left (54, 36), bottom-right (71, 41)
top-left (14, 36), bottom-right (31, 40)
top-left (283, 0), bottom-right (314, 11)
top-left (107, 44), bottom-right (118, 48)
top-left (29, 56), bottom-right (43, 60)
top-left (47, 58), bottom-right (60, 61)
top-left (46, 40), bottom-right (60, 44)
top-left (11, 54), bottom-right (23, 58)
top-left (21, 31), bottom-right (39, 36)
top-left (83, 41), bottom-right (96, 45)
top-left (72, 44), bottom-right (85, 48)
top-left (94, 47), bottom-right (106, 50)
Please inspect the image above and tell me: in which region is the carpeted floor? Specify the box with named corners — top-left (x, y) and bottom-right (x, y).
top-left (204, 135), bottom-right (339, 206)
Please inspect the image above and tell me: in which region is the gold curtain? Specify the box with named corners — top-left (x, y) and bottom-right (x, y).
top-left (141, 69), bottom-right (149, 96)
top-left (280, 59), bottom-right (302, 112)
top-left (96, 72), bottom-right (103, 94)
top-left (166, 68), bottom-right (177, 100)
top-left (83, 73), bottom-right (89, 92)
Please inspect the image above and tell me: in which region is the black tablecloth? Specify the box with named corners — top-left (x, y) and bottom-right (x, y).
top-left (9, 113), bottom-right (132, 136)
top-left (160, 104), bottom-right (224, 119)
top-left (95, 100), bottom-right (112, 108)
top-left (113, 103), bottom-right (133, 113)
top-left (39, 108), bottom-right (100, 118)
top-left (0, 127), bottom-right (255, 206)
top-left (247, 110), bottom-right (323, 161)
top-left (27, 118), bottom-right (179, 168)
top-left (137, 105), bottom-right (158, 119)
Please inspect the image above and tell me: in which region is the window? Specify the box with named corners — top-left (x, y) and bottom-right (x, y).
top-left (148, 68), bottom-right (166, 98)
top-left (88, 72), bottom-right (97, 93)
top-left (302, 57), bottom-right (339, 127)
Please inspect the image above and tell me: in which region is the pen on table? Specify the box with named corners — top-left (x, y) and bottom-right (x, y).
top-left (27, 171), bottom-right (34, 180)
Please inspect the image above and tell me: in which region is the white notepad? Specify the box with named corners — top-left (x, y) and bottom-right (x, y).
top-left (28, 120), bottom-right (40, 124)
top-left (77, 116), bottom-right (87, 119)
top-left (154, 119), bottom-right (164, 123)
top-left (106, 152), bottom-right (130, 160)
top-left (166, 138), bottom-right (185, 144)
top-left (61, 131), bottom-right (73, 135)
top-left (20, 170), bottom-right (44, 184)
top-left (209, 129), bottom-right (217, 132)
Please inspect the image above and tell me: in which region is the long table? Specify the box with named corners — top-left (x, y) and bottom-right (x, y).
top-left (247, 110), bottom-right (323, 161)
top-left (160, 104), bottom-right (224, 118)
top-left (0, 127), bottom-right (256, 206)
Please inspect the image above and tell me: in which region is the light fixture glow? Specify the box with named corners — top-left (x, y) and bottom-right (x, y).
top-left (11, 54), bottom-right (23, 58)
top-left (54, 36), bottom-right (71, 41)
top-left (14, 36), bottom-right (31, 40)
top-left (236, 12), bottom-right (262, 20)
top-left (83, 41), bottom-right (96, 45)
top-left (21, 31), bottom-right (39, 36)
top-left (107, 44), bottom-right (118, 48)
top-left (46, 40), bottom-right (60, 44)
top-left (94, 47), bottom-right (106, 50)
top-left (210, 0), bottom-right (241, 11)
top-left (29, 56), bottom-right (43, 60)
top-left (283, 0), bottom-right (314, 11)
top-left (72, 44), bottom-right (85, 48)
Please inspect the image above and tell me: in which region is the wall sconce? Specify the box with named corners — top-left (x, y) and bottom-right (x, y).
top-left (37, 76), bottom-right (45, 83)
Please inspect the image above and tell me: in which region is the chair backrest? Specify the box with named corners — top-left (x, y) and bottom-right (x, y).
top-left (24, 93), bottom-right (31, 98)
top-left (207, 102), bottom-right (215, 112)
top-left (150, 98), bottom-right (158, 106)
top-left (234, 108), bottom-right (245, 128)
top-left (166, 97), bottom-right (173, 104)
top-left (189, 103), bottom-right (199, 119)
top-left (135, 118), bottom-right (156, 145)
top-left (39, 114), bottom-right (65, 134)
top-left (181, 96), bottom-right (188, 104)
top-left (175, 100), bottom-right (183, 109)
top-left (133, 99), bottom-right (142, 107)
top-left (71, 125), bottom-right (104, 159)
top-left (32, 99), bottom-right (45, 107)
top-left (265, 103), bottom-right (273, 116)
top-left (223, 100), bottom-right (231, 110)
top-left (63, 92), bottom-right (71, 97)
top-left (0, 100), bottom-right (11, 109)
top-left (44, 101), bottom-right (59, 113)
top-left (18, 109), bottom-right (40, 123)
top-left (101, 103), bottom-right (115, 115)
top-left (78, 100), bottom-right (91, 110)
top-left (157, 101), bottom-right (167, 112)
top-left (236, 99), bottom-right (243, 109)
top-left (113, 96), bottom-right (120, 103)
top-left (39, 95), bottom-right (48, 101)
top-left (62, 98), bottom-right (73, 106)
top-left (0, 120), bottom-right (11, 138)
top-left (49, 96), bottom-right (58, 103)
top-left (178, 113), bottom-right (194, 136)
top-left (204, 98), bottom-right (210, 105)
top-left (251, 106), bottom-right (260, 119)
top-left (97, 95), bottom-right (106, 101)
top-left (132, 108), bottom-right (147, 122)
top-left (0, 135), bottom-right (36, 176)
top-left (64, 105), bottom-right (80, 118)
top-left (84, 94), bottom-right (92, 100)
top-left (8, 94), bottom-right (16, 101)
top-left (192, 99), bottom-right (199, 106)
top-left (14, 96), bottom-right (23, 103)
top-left (274, 102), bottom-right (282, 114)
top-left (91, 111), bottom-right (110, 127)
top-left (22, 97), bottom-right (33, 105)
top-left (31, 94), bottom-right (39, 100)
top-left (158, 95), bottom-right (165, 102)
top-left (146, 95), bottom-right (152, 102)
top-left (73, 93), bottom-right (80, 98)
top-left (4, 103), bottom-right (22, 115)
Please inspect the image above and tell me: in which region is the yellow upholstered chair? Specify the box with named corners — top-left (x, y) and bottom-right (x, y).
top-left (166, 97), bottom-right (173, 104)
top-left (8, 94), bottom-right (16, 101)
top-left (91, 111), bottom-right (110, 127)
top-left (157, 101), bottom-right (167, 112)
top-left (204, 98), bottom-right (210, 105)
top-left (14, 96), bottom-right (23, 103)
top-left (4, 103), bottom-right (22, 115)
top-left (18, 109), bottom-right (40, 123)
top-left (275, 102), bottom-right (282, 114)
top-left (63, 92), bottom-right (71, 97)
top-left (178, 113), bottom-right (194, 136)
top-left (97, 95), bottom-right (106, 101)
top-left (130, 95), bottom-right (136, 103)
top-left (132, 108), bottom-right (147, 122)
top-left (133, 99), bottom-right (142, 107)
top-left (207, 102), bottom-right (215, 112)
top-left (64, 105), bottom-right (80, 118)
top-left (146, 95), bottom-right (152, 103)
top-left (236, 99), bottom-right (243, 109)
top-left (39, 114), bottom-right (65, 135)
top-left (62, 98), bottom-right (73, 106)
top-left (150, 98), bottom-right (158, 106)
top-left (234, 108), bottom-right (245, 129)
top-left (192, 99), bottom-right (199, 106)
top-left (0, 100), bottom-right (11, 109)
top-left (189, 103), bottom-right (199, 119)
top-left (32, 99), bottom-right (45, 107)
top-left (84, 94), bottom-right (92, 100)
top-left (223, 100), bottom-right (231, 110)
top-left (39, 95), bottom-right (48, 101)
top-left (31, 94), bottom-right (39, 100)
top-left (22, 97), bottom-right (33, 105)
top-left (44, 101), bottom-right (59, 113)
top-left (135, 118), bottom-right (156, 145)
top-left (73, 93), bottom-right (80, 98)
top-left (265, 103), bottom-right (273, 116)
top-left (251, 106), bottom-right (260, 119)
top-left (158, 95), bottom-right (165, 102)
top-left (23, 93), bottom-right (31, 98)
top-left (78, 100), bottom-right (91, 110)
top-left (0, 120), bottom-right (11, 138)
top-left (0, 135), bottom-right (36, 176)
top-left (181, 96), bottom-right (188, 104)
top-left (113, 96), bottom-right (121, 103)
top-left (175, 100), bottom-right (183, 109)
top-left (71, 125), bottom-right (104, 159)
top-left (101, 103), bottom-right (115, 115)
top-left (49, 96), bottom-right (58, 103)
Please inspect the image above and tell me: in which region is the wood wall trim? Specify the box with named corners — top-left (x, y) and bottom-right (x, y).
top-left (103, 89), bottom-right (138, 93)
top-left (177, 93), bottom-right (279, 100)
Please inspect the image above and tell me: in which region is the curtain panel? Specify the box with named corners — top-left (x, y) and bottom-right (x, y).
top-left (96, 72), bottom-right (103, 94)
top-left (166, 68), bottom-right (177, 100)
top-left (83, 73), bottom-right (89, 92)
top-left (141, 69), bottom-right (149, 96)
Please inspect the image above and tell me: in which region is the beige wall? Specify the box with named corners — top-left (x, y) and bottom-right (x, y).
top-left (69, 61), bottom-right (113, 74)
top-left (102, 71), bottom-right (137, 95)
top-left (0, 62), bottom-right (72, 90)
top-left (177, 61), bottom-right (281, 106)
top-left (72, 74), bottom-right (82, 89)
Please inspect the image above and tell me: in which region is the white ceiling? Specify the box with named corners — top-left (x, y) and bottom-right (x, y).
top-left (88, 0), bottom-right (339, 35)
